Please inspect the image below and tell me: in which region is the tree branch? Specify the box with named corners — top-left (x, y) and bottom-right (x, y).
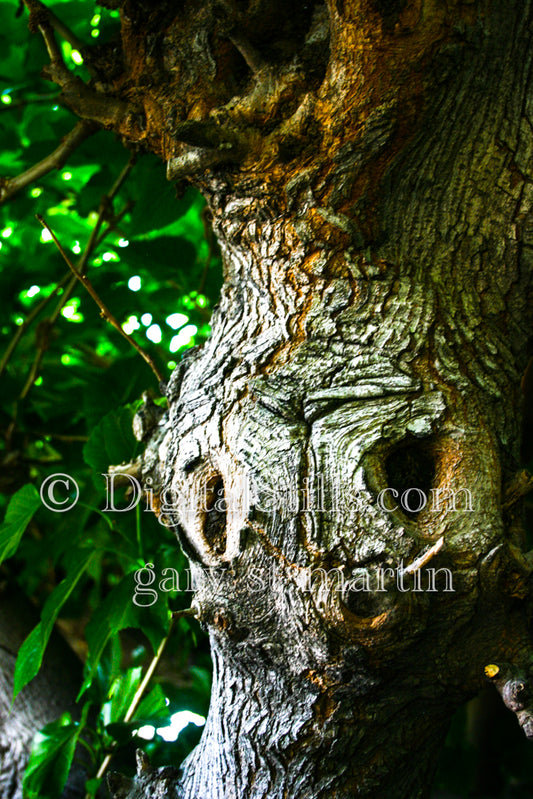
top-left (167, 147), bottom-right (243, 181)
top-left (79, 156), bottom-right (135, 274)
top-left (402, 537), bottom-right (444, 575)
top-left (0, 120), bottom-right (98, 205)
top-left (23, 0), bottom-right (131, 129)
top-left (23, 0), bottom-right (72, 80)
top-left (46, 4), bottom-right (85, 53)
top-left (485, 662), bottom-right (533, 739)
top-left (0, 92), bottom-right (62, 112)
top-left (0, 273), bottom-right (70, 381)
top-left (24, 0), bottom-right (90, 65)
top-left (36, 215), bottom-right (165, 384)
top-left (6, 156), bottom-right (135, 419)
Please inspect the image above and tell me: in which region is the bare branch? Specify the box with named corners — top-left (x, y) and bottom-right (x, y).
top-left (34, 431), bottom-right (89, 442)
top-left (6, 155), bottom-right (136, 436)
top-left (23, 0), bottom-right (130, 128)
top-left (34, 14), bottom-right (64, 65)
top-left (94, 200), bottom-right (134, 248)
top-left (46, 5), bottom-right (85, 52)
top-left (108, 459), bottom-right (143, 484)
top-left (0, 272), bottom-right (70, 381)
top-left (78, 155), bottom-right (135, 274)
top-left (0, 121), bottom-right (98, 205)
top-left (0, 92), bottom-right (62, 112)
top-left (23, 0), bottom-right (87, 61)
top-left (23, 0), bottom-right (75, 87)
top-left (36, 215), bottom-right (165, 384)
top-left (172, 607), bottom-right (199, 620)
top-left (167, 147), bottom-right (242, 181)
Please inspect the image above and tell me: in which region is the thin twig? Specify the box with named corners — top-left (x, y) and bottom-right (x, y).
top-left (86, 620), bottom-right (176, 796)
top-left (38, 18), bottom-right (65, 65)
top-left (124, 630), bottom-right (175, 724)
top-left (36, 216), bottom-right (165, 384)
top-left (0, 121), bottom-right (97, 205)
top-left (23, 0), bottom-right (131, 130)
top-left (10, 156), bottom-right (136, 407)
top-left (34, 431), bottom-right (89, 442)
top-left (24, 0), bottom-right (73, 88)
top-left (18, 318), bottom-right (56, 400)
top-left (0, 92), bottom-right (62, 112)
top-left (46, 5), bottom-right (85, 52)
top-left (94, 201), bottom-right (134, 249)
top-left (24, 0), bottom-right (90, 63)
top-left (16, 271), bottom-right (80, 403)
top-left (24, 0), bottom-right (76, 62)
top-left (0, 272), bottom-right (70, 380)
top-left (79, 157), bottom-right (135, 275)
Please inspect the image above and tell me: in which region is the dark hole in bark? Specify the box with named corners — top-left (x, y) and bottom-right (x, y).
top-left (340, 580), bottom-right (390, 618)
top-left (372, 0), bottom-right (407, 30)
top-left (204, 476), bottom-right (227, 556)
top-left (384, 439), bottom-right (436, 518)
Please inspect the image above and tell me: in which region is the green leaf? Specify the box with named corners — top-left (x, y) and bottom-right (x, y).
top-left (0, 483), bottom-right (40, 566)
top-left (82, 359), bottom-right (156, 429)
top-left (103, 666), bottom-right (143, 726)
top-left (13, 549), bottom-right (97, 698)
top-left (75, 164), bottom-right (113, 216)
top-left (13, 624), bottom-right (43, 699)
top-left (104, 683), bottom-right (170, 743)
top-left (22, 714), bottom-right (81, 799)
top-left (124, 236), bottom-right (196, 280)
top-left (83, 404), bottom-right (138, 474)
top-left (127, 156), bottom-right (194, 235)
top-left (84, 777), bottom-right (102, 799)
top-left (134, 683), bottom-right (168, 722)
top-left (80, 572), bottom-right (170, 698)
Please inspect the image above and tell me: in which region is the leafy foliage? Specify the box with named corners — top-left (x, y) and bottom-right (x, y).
top-left (83, 405), bottom-right (139, 476)
top-left (23, 710), bottom-right (89, 799)
top-left (14, 548), bottom-right (99, 699)
top-left (0, 1), bottom-right (218, 796)
top-left (0, 483), bottom-right (40, 564)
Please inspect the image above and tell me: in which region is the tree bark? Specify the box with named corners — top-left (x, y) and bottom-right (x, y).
top-left (28, 0), bottom-right (533, 796)
top-left (0, 585), bottom-right (86, 799)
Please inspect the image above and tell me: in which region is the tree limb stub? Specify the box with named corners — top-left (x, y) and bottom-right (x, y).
top-left (485, 663), bottom-right (533, 739)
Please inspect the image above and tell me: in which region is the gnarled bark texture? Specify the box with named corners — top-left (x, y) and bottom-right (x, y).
top-left (29, 0), bottom-right (533, 796)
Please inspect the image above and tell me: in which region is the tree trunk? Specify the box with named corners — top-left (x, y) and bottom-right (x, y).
top-left (0, 585), bottom-right (85, 799)
top-left (32, 0), bottom-right (533, 796)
